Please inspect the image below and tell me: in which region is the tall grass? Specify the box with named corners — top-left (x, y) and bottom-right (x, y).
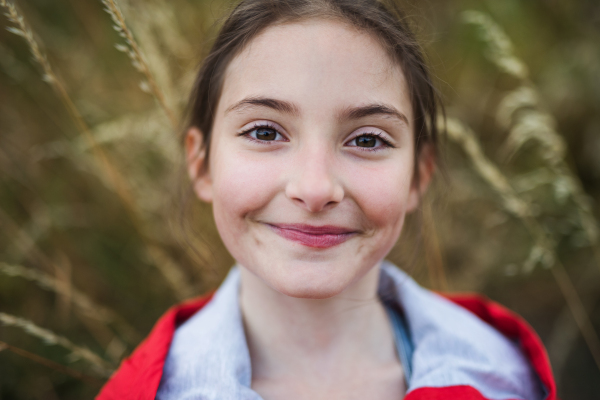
top-left (0, 1), bottom-right (599, 398)
top-left (1, 0), bottom-right (197, 305)
top-left (0, 312), bottom-right (114, 377)
top-left (100, 0), bottom-right (177, 127)
top-left (458, 10), bottom-right (600, 370)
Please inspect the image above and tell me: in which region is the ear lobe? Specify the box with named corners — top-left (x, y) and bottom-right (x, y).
top-left (185, 127), bottom-right (213, 203)
top-left (406, 142), bottom-right (437, 213)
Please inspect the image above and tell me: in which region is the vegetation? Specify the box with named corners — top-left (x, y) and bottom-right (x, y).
top-left (1, 0), bottom-right (599, 398)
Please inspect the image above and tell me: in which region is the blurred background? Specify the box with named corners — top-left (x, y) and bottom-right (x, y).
top-left (0, 0), bottom-right (599, 398)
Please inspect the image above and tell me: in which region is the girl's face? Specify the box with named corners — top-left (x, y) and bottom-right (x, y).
top-left (188, 19), bottom-right (434, 299)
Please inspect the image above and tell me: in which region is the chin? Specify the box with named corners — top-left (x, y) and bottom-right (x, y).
top-left (275, 282), bottom-right (344, 300)
top-left (269, 265), bottom-right (354, 300)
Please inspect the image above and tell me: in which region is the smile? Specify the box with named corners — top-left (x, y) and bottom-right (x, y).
top-left (266, 223), bottom-right (358, 248)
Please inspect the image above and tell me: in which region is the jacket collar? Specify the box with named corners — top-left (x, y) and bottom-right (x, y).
top-left (153, 262), bottom-right (547, 400)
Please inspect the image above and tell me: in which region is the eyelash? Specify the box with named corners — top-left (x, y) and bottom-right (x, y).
top-left (347, 132), bottom-right (395, 151)
top-left (238, 123), bottom-right (394, 151)
top-left (238, 122), bottom-right (286, 144)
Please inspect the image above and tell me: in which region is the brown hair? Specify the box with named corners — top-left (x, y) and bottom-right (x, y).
top-left (184, 0), bottom-right (443, 182)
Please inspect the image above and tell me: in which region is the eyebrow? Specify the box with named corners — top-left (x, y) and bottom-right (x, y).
top-left (225, 96), bottom-right (409, 126)
top-left (339, 104), bottom-right (410, 126)
top-left (225, 96), bottom-right (300, 115)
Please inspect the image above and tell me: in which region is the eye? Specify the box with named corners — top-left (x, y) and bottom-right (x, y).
top-left (252, 127), bottom-right (278, 141)
top-left (346, 133), bottom-right (393, 150)
top-left (241, 124), bottom-right (287, 142)
top-left (355, 135), bottom-right (378, 148)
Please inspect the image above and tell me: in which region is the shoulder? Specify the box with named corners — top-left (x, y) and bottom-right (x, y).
top-left (95, 294), bottom-right (213, 400)
top-left (446, 293), bottom-right (555, 382)
top-left (405, 291), bottom-right (556, 400)
top-left (381, 263), bottom-right (557, 400)
top-left (443, 293), bottom-right (556, 399)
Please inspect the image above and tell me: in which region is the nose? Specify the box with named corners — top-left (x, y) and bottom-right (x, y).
top-left (285, 148), bottom-right (344, 213)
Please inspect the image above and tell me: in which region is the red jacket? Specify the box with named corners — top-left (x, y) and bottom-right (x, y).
top-left (96, 293), bottom-right (556, 400)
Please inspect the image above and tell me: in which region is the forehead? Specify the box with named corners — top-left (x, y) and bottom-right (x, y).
top-left (218, 19), bottom-right (412, 120)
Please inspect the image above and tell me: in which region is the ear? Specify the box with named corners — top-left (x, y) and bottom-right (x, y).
top-left (406, 142), bottom-right (436, 212)
top-left (186, 127), bottom-right (213, 203)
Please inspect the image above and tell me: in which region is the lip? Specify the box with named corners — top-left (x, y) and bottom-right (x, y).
top-left (266, 223), bottom-right (358, 248)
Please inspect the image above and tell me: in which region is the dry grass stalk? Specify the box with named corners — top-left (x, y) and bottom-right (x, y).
top-left (0, 207), bottom-right (54, 273)
top-left (0, 0), bottom-right (136, 211)
top-left (126, 0), bottom-right (196, 111)
top-left (547, 266), bottom-right (600, 378)
top-left (100, 0), bottom-right (177, 127)
top-left (551, 263), bottom-right (600, 371)
top-left (1, 191), bottom-right (191, 306)
top-left (0, 0), bottom-right (53, 83)
top-left (0, 312), bottom-right (115, 377)
top-left (444, 118), bottom-right (533, 219)
top-left (31, 108), bottom-right (178, 218)
top-left (54, 252), bottom-right (73, 324)
top-left (88, 108), bottom-right (178, 163)
top-left (0, 340), bottom-right (104, 387)
top-left (124, 4), bottom-right (178, 113)
top-left (460, 10), bottom-right (600, 372)
top-left (143, 1), bottom-right (193, 61)
top-left (118, 0), bottom-right (193, 61)
top-left (11, 206), bottom-right (51, 265)
top-left (1, 2), bottom-right (193, 300)
top-left (145, 245), bottom-right (196, 300)
top-left (465, 9), bottom-right (598, 248)
top-left (462, 10), bottom-right (529, 80)
top-left (443, 116), bottom-right (600, 372)
top-left (131, 23), bottom-right (176, 112)
top-left (35, 108), bottom-right (177, 164)
top-left (0, 262), bottom-right (141, 344)
top-left (1, 0), bottom-right (82, 133)
top-left (0, 207), bottom-right (126, 347)
top-left (497, 87), bottom-right (598, 246)
top-left (497, 87), bottom-right (566, 162)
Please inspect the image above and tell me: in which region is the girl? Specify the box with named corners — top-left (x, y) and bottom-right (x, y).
top-left (97, 0), bottom-right (556, 399)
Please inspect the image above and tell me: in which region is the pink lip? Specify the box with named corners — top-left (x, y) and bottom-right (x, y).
top-left (267, 223), bottom-right (357, 248)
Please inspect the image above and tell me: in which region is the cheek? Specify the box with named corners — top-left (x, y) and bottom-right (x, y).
top-left (344, 157), bottom-right (414, 230)
top-left (210, 148), bottom-right (282, 234)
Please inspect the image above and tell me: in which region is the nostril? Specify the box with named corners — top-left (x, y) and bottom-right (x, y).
top-left (289, 187), bottom-right (343, 213)
top-left (284, 159), bottom-right (344, 212)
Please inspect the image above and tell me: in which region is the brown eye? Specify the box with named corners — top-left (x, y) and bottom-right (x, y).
top-left (345, 132), bottom-right (393, 151)
top-left (254, 127), bottom-right (277, 141)
top-left (356, 135), bottom-right (377, 148)
top-left (241, 123), bottom-right (287, 143)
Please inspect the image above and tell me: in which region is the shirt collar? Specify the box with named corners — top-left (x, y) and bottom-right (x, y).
top-left (157, 262), bottom-right (543, 400)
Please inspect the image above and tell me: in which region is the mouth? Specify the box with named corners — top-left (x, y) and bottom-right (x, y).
top-left (266, 223), bottom-right (358, 249)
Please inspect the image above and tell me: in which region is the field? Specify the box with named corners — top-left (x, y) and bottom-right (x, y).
top-left (1, 0), bottom-right (600, 398)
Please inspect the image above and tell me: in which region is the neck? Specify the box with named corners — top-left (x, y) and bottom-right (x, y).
top-left (239, 264), bottom-right (398, 381)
